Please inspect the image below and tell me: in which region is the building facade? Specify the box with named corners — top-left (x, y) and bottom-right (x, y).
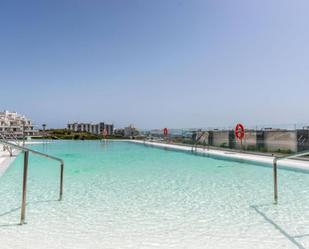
top-left (124, 125), bottom-right (139, 137)
top-left (67, 122), bottom-right (114, 135)
top-left (0, 110), bottom-right (37, 137)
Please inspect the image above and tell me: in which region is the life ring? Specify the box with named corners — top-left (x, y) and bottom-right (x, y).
top-left (235, 123), bottom-right (245, 140)
top-left (163, 128), bottom-right (168, 136)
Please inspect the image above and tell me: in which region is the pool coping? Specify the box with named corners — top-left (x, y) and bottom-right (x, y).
top-left (0, 141), bottom-right (49, 177)
top-left (0, 150), bottom-right (20, 177)
top-left (130, 140), bottom-right (309, 172)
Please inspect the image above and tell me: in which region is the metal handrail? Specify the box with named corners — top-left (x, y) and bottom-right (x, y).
top-left (192, 131), bottom-right (208, 152)
top-left (0, 133), bottom-right (14, 156)
top-left (272, 149), bottom-right (309, 204)
top-left (0, 140), bottom-right (64, 163)
top-left (0, 140), bottom-right (64, 224)
top-left (0, 131), bottom-right (23, 148)
top-left (7, 133), bottom-right (22, 147)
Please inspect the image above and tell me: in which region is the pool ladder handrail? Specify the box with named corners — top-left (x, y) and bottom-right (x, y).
top-left (0, 133), bottom-right (14, 156)
top-left (7, 132), bottom-right (23, 147)
top-left (273, 149), bottom-right (309, 204)
top-left (0, 131), bottom-right (24, 156)
top-left (192, 131), bottom-right (208, 152)
top-left (0, 139), bottom-right (64, 225)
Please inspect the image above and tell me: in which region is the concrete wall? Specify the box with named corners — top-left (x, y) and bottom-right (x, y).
top-left (234, 130), bottom-right (258, 150)
top-left (264, 130), bottom-right (297, 153)
top-left (211, 130), bottom-right (234, 148)
top-left (194, 129), bottom-right (309, 153)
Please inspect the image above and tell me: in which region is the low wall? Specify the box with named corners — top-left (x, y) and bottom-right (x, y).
top-left (264, 130), bottom-right (297, 153)
top-left (211, 130), bottom-right (234, 148)
top-left (234, 130), bottom-right (258, 150)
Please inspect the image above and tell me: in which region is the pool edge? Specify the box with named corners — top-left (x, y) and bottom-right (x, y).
top-left (130, 140), bottom-right (309, 172)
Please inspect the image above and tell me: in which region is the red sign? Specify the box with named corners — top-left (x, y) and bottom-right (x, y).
top-left (235, 123), bottom-right (245, 140)
top-left (163, 128), bottom-right (168, 136)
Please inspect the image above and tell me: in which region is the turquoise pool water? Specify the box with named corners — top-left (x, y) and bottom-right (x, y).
top-left (0, 141), bottom-right (309, 249)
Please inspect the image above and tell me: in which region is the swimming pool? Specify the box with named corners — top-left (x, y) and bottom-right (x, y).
top-left (0, 140), bottom-right (309, 249)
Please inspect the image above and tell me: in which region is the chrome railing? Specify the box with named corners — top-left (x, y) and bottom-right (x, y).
top-left (0, 140), bottom-right (64, 225)
top-left (5, 132), bottom-right (22, 146)
top-left (0, 133), bottom-right (14, 156)
top-left (272, 149), bottom-right (309, 204)
top-left (191, 131), bottom-right (208, 152)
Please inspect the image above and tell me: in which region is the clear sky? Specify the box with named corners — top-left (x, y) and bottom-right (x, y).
top-left (0, 0), bottom-right (308, 129)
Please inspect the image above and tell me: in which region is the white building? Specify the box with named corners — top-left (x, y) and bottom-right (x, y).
top-left (67, 122), bottom-right (114, 135)
top-left (0, 110), bottom-right (37, 137)
top-left (124, 125), bottom-right (139, 137)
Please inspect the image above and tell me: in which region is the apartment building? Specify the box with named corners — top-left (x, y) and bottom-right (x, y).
top-left (67, 122), bottom-right (114, 135)
top-left (0, 110), bottom-right (37, 137)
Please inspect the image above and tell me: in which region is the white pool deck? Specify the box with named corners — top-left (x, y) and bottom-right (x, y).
top-left (131, 140), bottom-right (309, 172)
top-left (0, 150), bottom-right (17, 177)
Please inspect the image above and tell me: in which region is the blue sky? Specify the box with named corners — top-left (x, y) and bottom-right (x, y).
top-left (0, 0), bottom-right (308, 129)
